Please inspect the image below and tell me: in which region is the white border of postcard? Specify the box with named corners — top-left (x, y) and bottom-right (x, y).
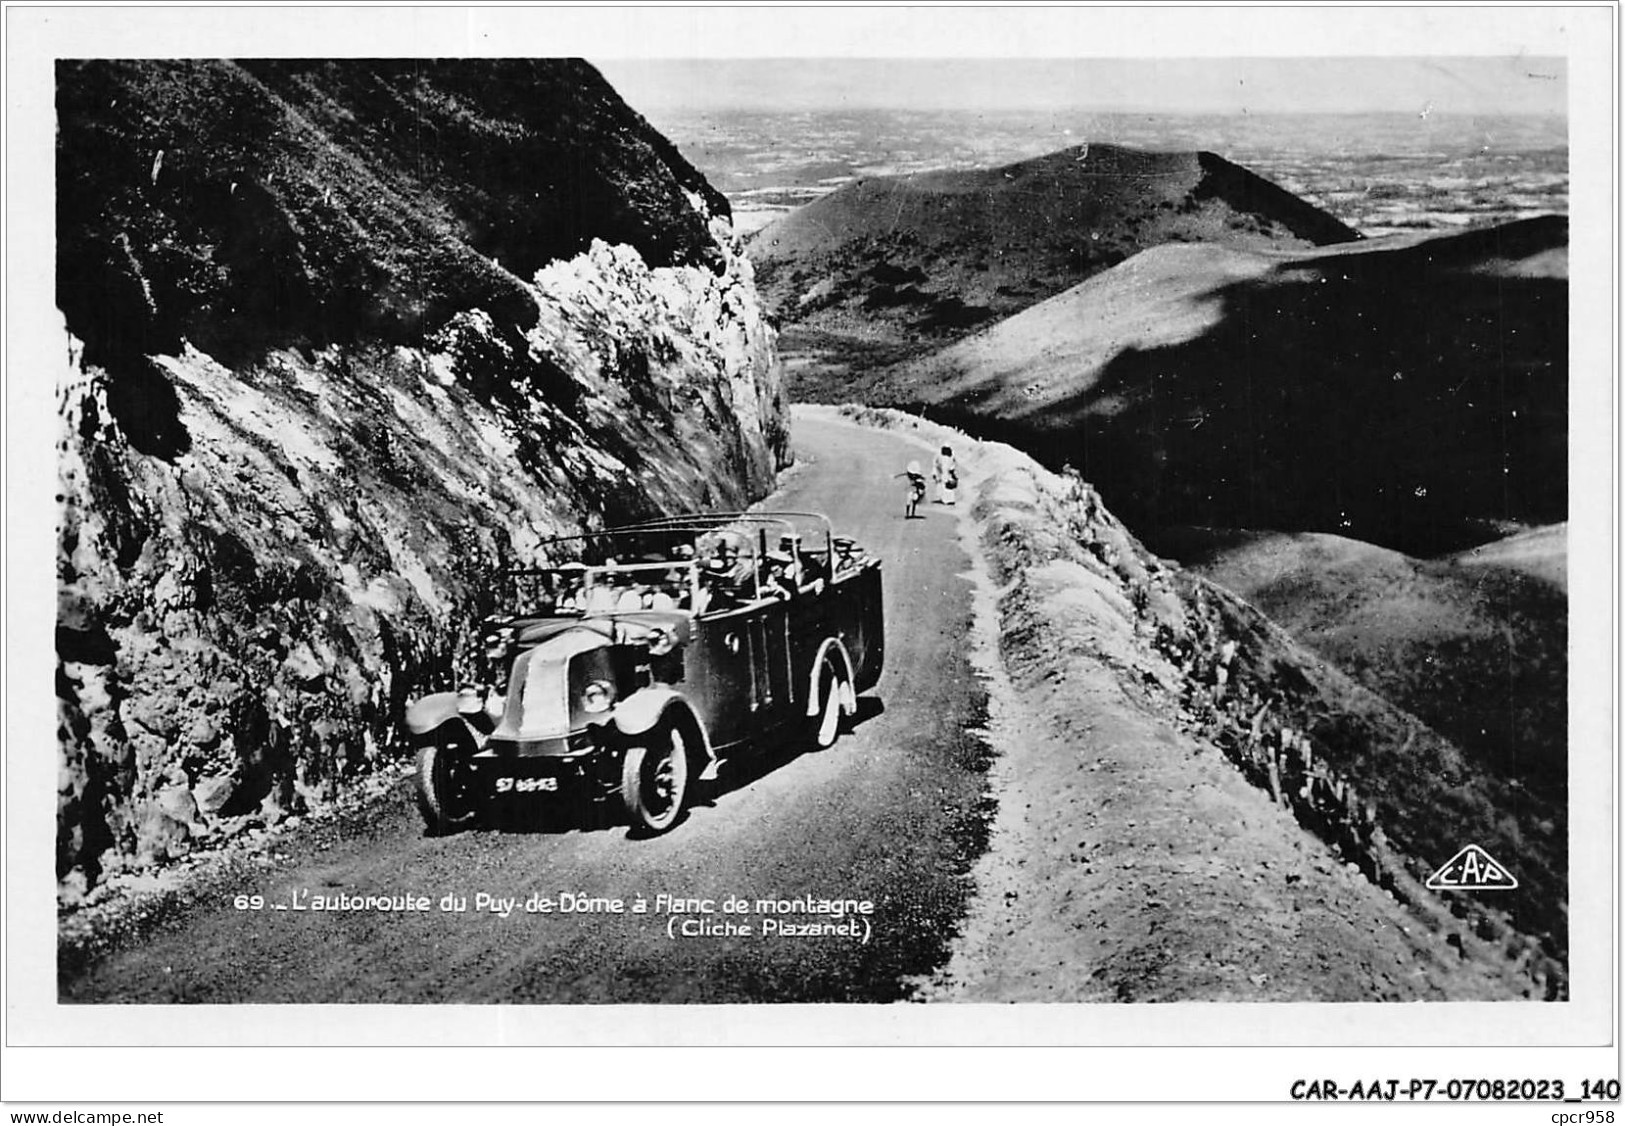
top-left (4, 2), bottom-right (1617, 1104)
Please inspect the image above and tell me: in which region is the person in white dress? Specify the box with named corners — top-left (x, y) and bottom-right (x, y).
top-left (932, 445), bottom-right (958, 505)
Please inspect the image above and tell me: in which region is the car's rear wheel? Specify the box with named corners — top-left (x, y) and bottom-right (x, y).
top-left (809, 653), bottom-right (849, 750)
top-left (414, 738), bottom-right (477, 836)
top-left (621, 721), bottom-right (691, 835)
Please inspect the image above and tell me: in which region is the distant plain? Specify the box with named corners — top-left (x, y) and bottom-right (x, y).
top-left (650, 109), bottom-right (1567, 236)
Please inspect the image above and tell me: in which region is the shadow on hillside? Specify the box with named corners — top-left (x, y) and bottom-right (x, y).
top-left (935, 217), bottom-right (1568, 558)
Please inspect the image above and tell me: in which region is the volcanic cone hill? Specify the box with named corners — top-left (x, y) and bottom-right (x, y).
top-left (866, 216), bottom-right (1568, 557)
top-left (55, 59), bottom-right (787, 898)
top-left (748, 143), bottom-right (1361, 376)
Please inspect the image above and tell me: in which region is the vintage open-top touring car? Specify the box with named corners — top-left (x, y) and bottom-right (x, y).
top-left (404, 512), bottom-right (885, 834)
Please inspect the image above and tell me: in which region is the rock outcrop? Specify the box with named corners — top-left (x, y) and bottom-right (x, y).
top-left (55, 60), bottom-right (787, 898)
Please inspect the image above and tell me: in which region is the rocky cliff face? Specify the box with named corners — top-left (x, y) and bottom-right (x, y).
top-left (55, 60), bottom-right (787, 899)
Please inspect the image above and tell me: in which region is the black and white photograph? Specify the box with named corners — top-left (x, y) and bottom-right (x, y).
top-left (3, 1), bottom-right (1618, 1113)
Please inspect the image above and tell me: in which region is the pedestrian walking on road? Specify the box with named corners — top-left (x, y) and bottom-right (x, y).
top-left (896, 460), bottom-right (927, 519)
top-left (932, 445), bottom-right (958, 505)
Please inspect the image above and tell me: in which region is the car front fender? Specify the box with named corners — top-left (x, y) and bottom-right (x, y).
top-left (610, 686), bottom-right (687, 738)
top-left (404, 693), bottom-right (493, 747)
top-left (611, 688), bottom-right (714, 763)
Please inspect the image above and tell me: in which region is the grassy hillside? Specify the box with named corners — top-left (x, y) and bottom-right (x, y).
top-left (1448, 523), bottom-right (1568, 589)
top-left (1160, 526), bottom-right (1567, 806)
top-left (869, 218), bottom-right (1567, 556)
top-left (749, 143), bottom-right (1359, 368)
top-left (835, 405), bottom-right (1565, 997)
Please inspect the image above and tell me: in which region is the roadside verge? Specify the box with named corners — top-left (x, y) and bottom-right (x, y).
top-left (805, 404), bottom-right (1552, 1001)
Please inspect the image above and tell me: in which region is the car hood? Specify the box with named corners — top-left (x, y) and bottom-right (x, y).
top-left (493, 613), bottom-right (693, 746)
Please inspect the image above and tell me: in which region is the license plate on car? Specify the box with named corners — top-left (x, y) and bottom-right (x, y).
top-left (495, 776), bottom-right (558, 793)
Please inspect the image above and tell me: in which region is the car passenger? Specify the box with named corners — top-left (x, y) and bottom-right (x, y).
top-left (669, 566), bottom-right (695, 610)
top-left (832, 536), bottom-right (860, 573)
top-left (616, 580), bottom-right (648, 613)
top-left (762, 551), bottom-right (798, 600)
top-left (696, 558), bottom-right (743, 614)
top-left (646, 568), bottom-right (684, 611)
top-left (775, 535), bottom-right (804, 585)
top-left (782, 533), bottom-right (827, 592)
top-left (582, 564), bottom-right (621, 614)
top-left (551, 563), bottom-right (587, 613)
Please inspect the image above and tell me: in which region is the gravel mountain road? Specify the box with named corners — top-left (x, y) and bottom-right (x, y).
top-left (62, 413), bottom-right (991, 1003)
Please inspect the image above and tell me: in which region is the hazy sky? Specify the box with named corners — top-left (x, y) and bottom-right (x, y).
top-left (592, 57), bottom-right (1567, 118)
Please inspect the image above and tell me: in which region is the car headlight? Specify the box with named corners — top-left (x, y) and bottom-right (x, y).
top-left (582, 679), bottom-right (615, 714)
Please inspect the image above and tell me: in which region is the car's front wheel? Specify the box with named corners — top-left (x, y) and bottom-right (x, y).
top-left (621, 721), bottom-right (691, 835)
top-left (414, 738), bottom-right (477, 836)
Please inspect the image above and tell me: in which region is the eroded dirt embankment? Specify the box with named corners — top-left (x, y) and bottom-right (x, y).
top-left (815, 406), bottom-right (1558, 1002)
